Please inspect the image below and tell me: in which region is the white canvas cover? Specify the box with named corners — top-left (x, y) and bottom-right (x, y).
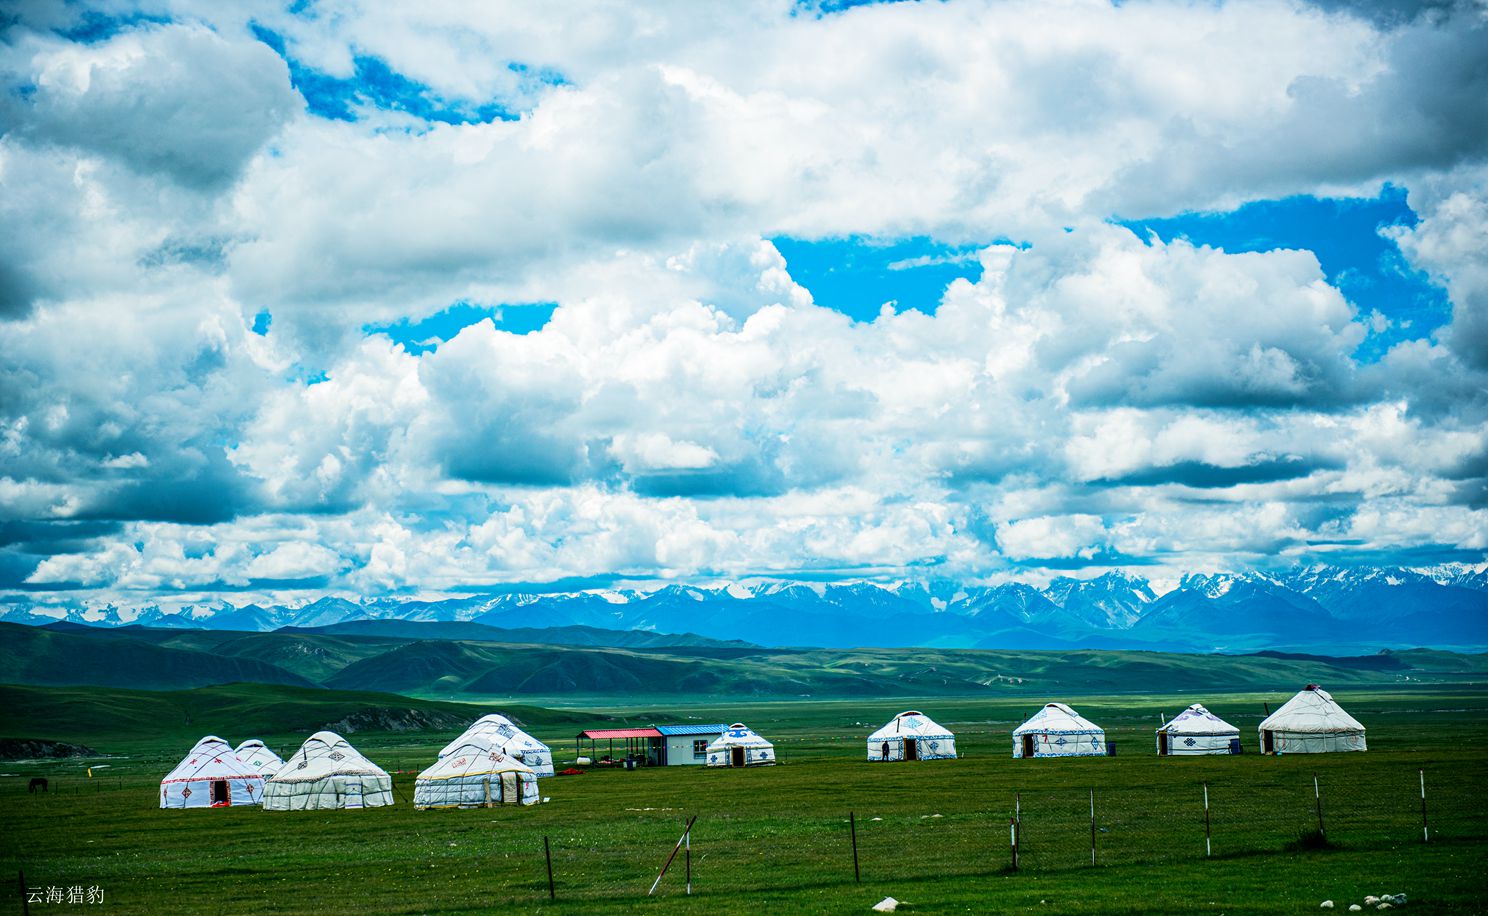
top-left (160, 735), bottom-right (264, 808)
top-left (705, 723), bottom-right (777, 767)
top-left (415, 739), bottom-right (539, 808)
top-left (1157, 704), bottom-right (1240, 755)
top-left (439, 714), bottom-right (554, 777)
top-left (1258, 685), bottom-right (1366, 754)
top-left (262, 731), bottom-right (394, 810)
top-left (867, 710), bottom-right (957, 761)
top-left (1012, 703), bottom-right (1107, 758)
top-left (234, 739), bottom-right (285, 776)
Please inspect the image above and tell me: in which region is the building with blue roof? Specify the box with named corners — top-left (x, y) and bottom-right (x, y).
top-left (655, 724), bottom-right (727, 766)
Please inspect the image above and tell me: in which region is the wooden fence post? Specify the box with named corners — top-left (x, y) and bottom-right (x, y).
top-left (648, 815), bottom-right (697, 896)
top-left (1089, 789), bottom-right (1097, 866)
top-left (1419, 770), bottom-right (1429, 843)
top-left (850, 811), bottom-right (861, 883)
top-left (543, 836), bottom-right (555, 900)
top-left (1313, 774), bottom-right (1325, 839)
top-left (1009, 817), bottom-right (1019, 871)
top-left (1203, 782), bottom-right (1212, 857)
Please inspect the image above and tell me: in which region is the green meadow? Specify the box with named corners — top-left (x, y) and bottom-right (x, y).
top-left (2, 685), bottom-right (1486, 914)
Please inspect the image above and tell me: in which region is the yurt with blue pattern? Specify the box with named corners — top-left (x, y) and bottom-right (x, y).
top-left (706, 723), bottom-right (776, 767)
top-left (1157, 703), bottom-right (1241, 756)
top-left (867, 710), bottom-right (957, 761)
top-left (1013, 703), bottom-right (1107, 758)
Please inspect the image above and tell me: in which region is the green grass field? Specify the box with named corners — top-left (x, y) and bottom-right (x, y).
top-left (3, 686), bottom-right (1486, 914)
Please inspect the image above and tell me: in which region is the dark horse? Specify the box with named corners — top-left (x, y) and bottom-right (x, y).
top-left (28, 777), bottom-right (47, 794)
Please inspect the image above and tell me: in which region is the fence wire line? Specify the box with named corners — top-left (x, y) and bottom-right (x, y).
top-left (529, 768), bottom-right (1480, 899)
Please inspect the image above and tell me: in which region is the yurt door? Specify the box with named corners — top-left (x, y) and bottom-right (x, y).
top-left (501, 772), bottom-right (519, 804)
top-left (731, 747), bottom-right (746, 767)
top-left (211, 780), bottom-right (229, 805)
top-left (1262, 730), bottom-right (1275, 754)
top-left (905, 738), bottom-right (918, 761)
top-left (1021, 735), bottom-right (1035, 758)
top-left (343, 779), bottom-right (364, 808)
top-left (1158, 733), bottom-right (1169, 756)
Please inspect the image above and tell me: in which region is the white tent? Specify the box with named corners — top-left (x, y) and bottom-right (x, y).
top-left (262, 731), bottom-right (394, 810)
top-left (1013, 703), bottom-right (1107, 758)
top-left (415, 739), bottom-right (539, 808)
top-left (234, 738), bottom-right (285, 776)
top-left (1157, 704), bottom-right (1240, 756)
top-left (867, 710), bottom-right (957, 761)
top-left (160, 735), bottom-right (264, 808)
top-left (439, 714), bottom-right (554, 778)
top-left (705, 723), bottom-right (777, 767)
top-left (1258, 685), bottom-right (1366, 754)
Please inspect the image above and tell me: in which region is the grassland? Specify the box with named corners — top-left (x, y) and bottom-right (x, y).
top-left (2, 685), bottom-right (1485, 913)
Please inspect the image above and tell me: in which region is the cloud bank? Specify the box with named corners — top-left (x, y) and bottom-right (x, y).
top-left (1, 0), bottom-right (1484, 611)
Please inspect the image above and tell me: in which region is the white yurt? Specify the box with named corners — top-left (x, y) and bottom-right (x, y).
top-left (439, 714), bottom-right (554, 777)
top-left (414, 739), bottom-right (539, 808)
top-left (867, 710), bottom-right (957, 761)
top-left (1258, 685), bottom-right (1366, 754)
top-left (234, 738), bottom-right (285, 776)
top-left (1157, 704), bottom-right (1241, 756)
top-left (262, 731), bottom-right (394, 810)
top-left (159, 735), bottom-right (265, 808)
top-left (706, 723), bottom-right (777, 767)
top-left (1013, 703), bottom-right (1107, 758)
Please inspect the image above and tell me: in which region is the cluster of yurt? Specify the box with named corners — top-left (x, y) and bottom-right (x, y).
top-left (160, 736), bottom-right (266, 808)
top-left (868, 710), bottom-right (957, 761)
top-left (415, 742), bottom-right (539, 808)
top-left (415, 713), bottom-right (555, 809)
top-left (1013, 703), bottom-right (1107, 758)
top-left (706, 723), bottom-right (776, 767)
top-left (438, 714), bottom-right (554, 777)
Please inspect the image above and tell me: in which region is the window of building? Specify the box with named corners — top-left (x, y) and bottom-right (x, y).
top-left (692, 739), bottom-right (708, 758)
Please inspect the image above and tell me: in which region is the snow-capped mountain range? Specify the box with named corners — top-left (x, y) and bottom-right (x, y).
top-left (4, 564), bottom-right (1485, 654)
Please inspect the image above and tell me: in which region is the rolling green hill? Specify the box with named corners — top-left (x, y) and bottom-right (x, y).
top-left (0, 622), bottom-right (315, 690)
top-left (6, 620), bottom-right (1485, 700)
top-left (0, 682), bottom-right (609, 751)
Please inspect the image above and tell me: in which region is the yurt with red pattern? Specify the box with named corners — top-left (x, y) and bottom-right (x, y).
top-left (160, 735), bottom-right (265, 808)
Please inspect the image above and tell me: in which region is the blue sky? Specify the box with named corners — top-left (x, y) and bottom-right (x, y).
top-left (0, 0), bottom-right (1484, 612)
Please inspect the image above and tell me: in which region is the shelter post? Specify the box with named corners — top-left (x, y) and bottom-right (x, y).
top-left (1009, 817), bottom-right (1019, 871)
top-left (1420, 769), bottom-right (1429, 843)
top-left (1313, 774), bottom-right (1325, 839)
top-left (543, 836), bottom-right (555, 900)
top-left (685, 821), bottom-right (692, 895)
top-left (1203, 782), bottom-right (1212, 857)
top-left (1089, 789), bottom-right (1097, 866)
top-left (850, 811), bottom-right (861, 883)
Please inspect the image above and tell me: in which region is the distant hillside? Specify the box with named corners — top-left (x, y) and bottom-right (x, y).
top-left (0, 622), bottom-right (315, 691)
top-left (0, 683), bottom-right (607, 751)
top-left (280, 618), bottom-right (756, 649)
top-left (5, 620), bottom-right (1484, 699)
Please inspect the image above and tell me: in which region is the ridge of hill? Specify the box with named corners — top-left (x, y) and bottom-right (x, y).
top-left (5, 620), bottom-right (1484, 699)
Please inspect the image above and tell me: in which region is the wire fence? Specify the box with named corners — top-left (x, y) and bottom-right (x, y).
top-left (535, 766), bottom-right (1481, 899)
top-left (8, 763), bottom-right (1483, 907)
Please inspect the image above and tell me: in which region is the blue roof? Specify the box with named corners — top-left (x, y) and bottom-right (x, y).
top-left (656, 724), bottom-right (726, 736)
